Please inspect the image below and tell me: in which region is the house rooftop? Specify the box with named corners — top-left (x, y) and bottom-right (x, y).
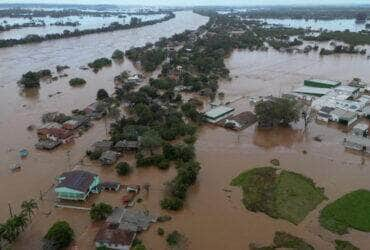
top-left (293, 86), bottom-right (332, 96)
top-left (331, 108), bottom-right (357, 119)
top-left (205, 106), bottom-right (235, 120)
top-left (305, 79), bottom-right (341, 86)
top-left (95, 224), bottom-right (136, 248)
top-left (353, 123), bottom-right (369, 131)
top-left (56, 170), bottom-right (97, 193)
top-left (106, 208), bottom-right (157, 232)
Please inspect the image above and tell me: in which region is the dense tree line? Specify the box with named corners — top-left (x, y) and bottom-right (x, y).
top-left (0, 12), bottom-right (175, 48)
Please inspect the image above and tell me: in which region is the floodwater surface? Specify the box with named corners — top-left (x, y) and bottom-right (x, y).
top-left (1, 13), bottom-right (370, 250)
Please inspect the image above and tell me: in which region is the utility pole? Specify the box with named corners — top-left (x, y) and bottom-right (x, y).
top-left (8, 203), bottom-right (13, 217)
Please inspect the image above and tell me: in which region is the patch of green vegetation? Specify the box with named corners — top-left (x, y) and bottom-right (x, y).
top-left (249, 231), bottom-right (314, 250)
top-left (69, 77), bottom-right (86, 86)
top-left (88, 57), bottom-right (112, 72)
top-left (335, 240), bottom-right (359, 250)
top-left (116, 162), bottom-right (132, 176)
top-left (111, 49), bottom-right (124, 60)
top-left (231, 167), bottom-right (326, 224)
top-left (320, 189), bottom-right (370, 235)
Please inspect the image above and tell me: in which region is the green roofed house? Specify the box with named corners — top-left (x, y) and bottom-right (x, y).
top-left (293, 86), bottom-right (332, 97)
top-left (205, 106), bottom-right (235, 123)
top-left (304, 79), bottom-right (341, 89)
top-left (55, 170), bottom-right (101, 201)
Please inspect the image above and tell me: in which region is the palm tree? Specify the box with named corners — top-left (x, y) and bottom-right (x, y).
top-left (0, 219), bottom-right (19, 243)
top-left (12, 214), bottom-right (28, 232)
top-left (21, 199), bottom-right (38, 221)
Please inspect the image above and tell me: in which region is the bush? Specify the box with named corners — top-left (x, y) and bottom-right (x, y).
top-left (69, 78), bottom-right (86, 86)
top-left (111, 49), bottom-right (124, 60)
top-left (116, 162), bottom-right (132, 176)
top-left (44, 221), bottom-right (74, 250)
top-left (90, 203), bottom-right (113, 221)
top-left (86, 150), bottom-right (102, 160)
top-left (19, 71), bottom-right (40, 88)
top-left (88, 57), bottom-right (112, 71)
top-left (166, 230), bottom-right (182, 246)
top-left (160, 197), bottom-right (183, 210)
top-left (97, 89), bottom-right (109, 100)
top-left (157, 227), bottom-right (165, 236)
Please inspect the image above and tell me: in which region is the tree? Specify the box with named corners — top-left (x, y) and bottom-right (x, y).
top-left (19, 71), bottom-right (40, 88)
top-left (21, 199), bottom-right (38, 220)
top-left (12, 214), bottom-right (28, 232)
top-left (116, 162), bottom-right (132, 176)
top-left (111, 49), bottom-right (124, 60)
top-left (97, 89), bottom-right (109, 101)
top-left (90, 203), bottom-right (113, 221)
top-left (141, 130), bottom-right (163, 155)
top-left (44, 221), bottom-right (74, 250)
top-left (255, 97), bottom-right (300, 128)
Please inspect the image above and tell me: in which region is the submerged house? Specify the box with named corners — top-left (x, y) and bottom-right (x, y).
top-left (62, 115), bottom-right (89, 130)
top-left (344, 135), bottom-right (370, 153)
top-left (352, 123), bottom-right (369, 137)
top-left (37, 127), bottom-right (74, 143)
top-left (205, 106), bottom-right (235, 123)
top-left (55, 170), bottom-right (101, 201)
top-left (114, 140), bottom-right (141, 152)
top-left (99, 151), bottom-right (119, 165)
top-left (95, 208), bottom-right (157, 250)
top-left (330, 108), bottom-right (358, 126)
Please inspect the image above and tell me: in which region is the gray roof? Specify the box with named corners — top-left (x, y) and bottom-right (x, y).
top-left (106, 208), bottom-right (157, 232)
top-left (92, 140), bottom-right (113, 153)
top-left (115, 140), bottom-right (140, 149)
top-left (99, 151), bottom-right (118, 165)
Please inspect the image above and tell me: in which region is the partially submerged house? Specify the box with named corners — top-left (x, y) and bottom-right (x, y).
top-left (304, 79), bottom-right (341, 88)
top-left (352, 123), bottom-right (369, 137)
top-left (344, 135), bottom-right (370, 153)
top-left (84, 102), bottom-right (107, 119)
top-left (62, 115), bottom-right (89, 130)
top-left (91, 140), bottom-right (113, 153)
top-left (55, 170), bottom-right (101, 201)
top-left (205, 106), bottom-right (235, 123)
top-left (99, 151), bottom-right (119, 165)
top-left (330, 109), bottom-right (358, 126)
top-left (293, 86), bottom-right (332, 97)
top-left (35, 139), bottom-right (62, 150)
top-left (95, 224), bottom-right (136, 250)
top-left (95, 208), bottom-right (156, 250)
top-left (114, 140), bottom-right (141, 152)
top-left (37, 127), bottom-right (74, 143)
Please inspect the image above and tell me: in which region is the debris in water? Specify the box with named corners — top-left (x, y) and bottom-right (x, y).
top-left (10, 163), bottom-right (21, 172)
top-left (270, 158), bottom-right (280, 166)
top-left (19, 149), bottom-right (29, 158)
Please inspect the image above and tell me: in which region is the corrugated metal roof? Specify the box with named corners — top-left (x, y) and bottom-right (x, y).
top-left (293, 86), bottom-right (332, 96)
top-left (205, 106), bottom-right (235, 119)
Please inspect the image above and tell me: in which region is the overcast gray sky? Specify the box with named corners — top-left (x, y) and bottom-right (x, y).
top-left (3, 0), bottom-right (370, 6)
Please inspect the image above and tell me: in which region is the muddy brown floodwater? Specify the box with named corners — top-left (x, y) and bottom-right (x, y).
top-left (1, 12), bottom-right (370, 249)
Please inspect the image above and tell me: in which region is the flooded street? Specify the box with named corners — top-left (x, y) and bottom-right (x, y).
top-left (1, 10), bottom-right (370, 250)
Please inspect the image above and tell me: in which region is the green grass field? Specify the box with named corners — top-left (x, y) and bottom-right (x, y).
top-left (334, 240), bottom-right (359, 250)
top-left (231, 167), bottom-right (326, 225)
top-left (249, 231), bottom-right (314, 250)
top-left (320, 189), bottom-right (370, 235)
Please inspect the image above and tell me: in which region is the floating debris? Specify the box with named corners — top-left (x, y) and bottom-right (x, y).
top-left (10, 163), bottom-right (21, 172)
top-left (19, 149), bottom-right (29, 158)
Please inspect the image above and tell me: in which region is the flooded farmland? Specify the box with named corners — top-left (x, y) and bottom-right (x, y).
top-left (1, 10), bottom-right (370, 250)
